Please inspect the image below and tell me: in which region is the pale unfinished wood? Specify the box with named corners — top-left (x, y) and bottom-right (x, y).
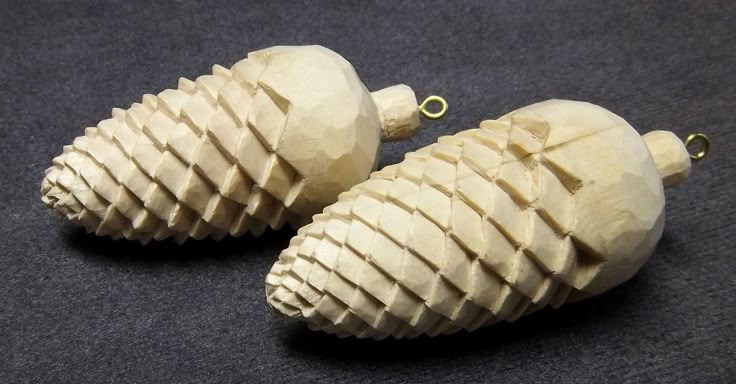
top-left (41, 45), bottom-right (425, 243)
top-left (265, 99), bottom-right (692, 339)
top-left (642, 130), bottom-right (691, 188)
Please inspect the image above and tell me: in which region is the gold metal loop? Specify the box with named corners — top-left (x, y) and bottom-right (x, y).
top-left (418, 95), bottom-right (448, 120)
top-left (684, 132), bottom-right (710, 161)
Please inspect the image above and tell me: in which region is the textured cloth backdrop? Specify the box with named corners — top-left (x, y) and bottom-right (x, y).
top-left (1, 1), bottom-right (734, 383)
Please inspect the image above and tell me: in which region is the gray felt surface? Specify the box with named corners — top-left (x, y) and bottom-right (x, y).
top-left (1, 0), bottom-right (735, 382)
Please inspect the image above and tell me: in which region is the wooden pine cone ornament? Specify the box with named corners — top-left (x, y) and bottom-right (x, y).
top-left (41, 45), bottom-right (444, 243)
top-left (266, 99), bottom-right (706, 340)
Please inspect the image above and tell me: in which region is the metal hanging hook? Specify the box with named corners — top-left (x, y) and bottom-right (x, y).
top-left (418, 95), bottom-right (448, 120)
top-left (684, 133), bottom-right (710, 161)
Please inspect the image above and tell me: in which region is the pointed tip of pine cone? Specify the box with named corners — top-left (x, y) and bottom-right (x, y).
top-left (265, 258), bottom-right (313, 320)
top-left (40, 149), bottom-right (117, 238)
top-left (41, 163), bottom-right (86, 220)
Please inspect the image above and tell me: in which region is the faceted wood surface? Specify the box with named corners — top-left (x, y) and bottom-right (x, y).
top-left (41, 46), bottom-right (420, 243)
top-left (266, 99), bottom-right (688, 339)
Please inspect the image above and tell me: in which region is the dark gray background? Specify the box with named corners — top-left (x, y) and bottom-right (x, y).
top-left (1, 0), bottom-right (734, 382)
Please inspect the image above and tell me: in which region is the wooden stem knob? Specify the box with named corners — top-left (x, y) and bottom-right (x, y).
top-left (642, 130), bottom-right (691, 188)
top-left (371, 84), bottom-right (420, 141)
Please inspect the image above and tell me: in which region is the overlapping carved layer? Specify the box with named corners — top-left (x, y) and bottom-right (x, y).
top-left (41, 57), bottom-right (304, 243)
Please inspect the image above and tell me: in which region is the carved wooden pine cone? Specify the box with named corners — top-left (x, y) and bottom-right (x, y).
top-left (266, 100), bottom-right (688, 339)
top-left (41, 46), bottom-right (421, 243)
